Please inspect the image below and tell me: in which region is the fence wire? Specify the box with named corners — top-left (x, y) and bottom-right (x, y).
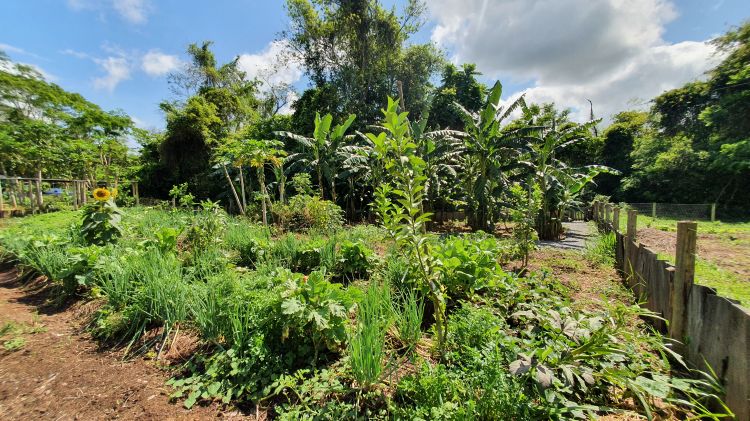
top-left (623, 203), bottom-right (713, 221)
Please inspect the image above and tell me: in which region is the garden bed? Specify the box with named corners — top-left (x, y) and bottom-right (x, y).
top-left (0, 208), bottom-right (730, 419)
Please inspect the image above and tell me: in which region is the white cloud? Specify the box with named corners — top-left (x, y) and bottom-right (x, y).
top-left (428, 0), bottom-right (721, 122)
top-left (93, 56), bottom-right (131, 92)
top-left (66, 0), bottom-right (152, 24)
top-left (237, 40), bottom-right (303, 88)
top-left (111, 0), bottom-right (150, 24)
top-left (141, 50), bottom-right (183, 76)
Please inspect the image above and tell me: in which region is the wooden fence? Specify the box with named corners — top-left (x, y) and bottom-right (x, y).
top-left (592, 202), bottom-right (750, 419)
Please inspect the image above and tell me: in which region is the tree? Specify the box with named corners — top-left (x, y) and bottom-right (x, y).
top-left (276, 112), bottom-right (356, 202)
top-left (454, 81), bottom-right (527, 232)
top-left (428, 63), bottom-right (486, 130)
top-left (284, 0), bottom-right (442, 126)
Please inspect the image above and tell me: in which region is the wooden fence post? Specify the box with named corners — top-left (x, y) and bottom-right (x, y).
top-left (627, 209), bottom-right (637, 240)
top-left (652, 202), bottom-right (656, 218)
top-left (613, 206), bottom-right (620, 232)
top-left (132, 181), bottom-right (140, 206)
top-left (710, 203), bottom-right (716, 222)
top-left (27, 181), bottom-right (35, 214)
top-left (670, 221), bottom-right (697, 345)
top-left (605, 204), bottom-right (612, 226)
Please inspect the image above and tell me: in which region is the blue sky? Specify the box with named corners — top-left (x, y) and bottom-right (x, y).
top-left (1, 0), bottom-right (748, 130)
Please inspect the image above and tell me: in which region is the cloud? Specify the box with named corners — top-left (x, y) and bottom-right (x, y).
top-left (428, 0), bottom-right (721, 122)
top-left (141, 50), bottom-right (183, 76)
top-left (66, 0), bottom-right (152, 24)
top-left (111, 0), bottom-right (150, 24)
top-left (237, 40), bottom-right (303, 87)
top-left (93, 56), bottom-right (131, 92)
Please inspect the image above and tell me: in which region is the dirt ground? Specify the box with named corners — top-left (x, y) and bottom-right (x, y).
top-left (0, 268), bottom-right (247, 420)
top-left (637, 228), bottom-right (750, 280)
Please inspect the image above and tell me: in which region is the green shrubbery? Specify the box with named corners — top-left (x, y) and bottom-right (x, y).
top-left (0, 205), bottom-right (730, 419)
top-left (272, 194), bottom-right (344, 232)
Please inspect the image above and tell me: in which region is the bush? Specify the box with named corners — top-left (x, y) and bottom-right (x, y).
top-left (272, 194), bottom-right (343, 232)
top-left (433, 233), bottom-right (507, 299)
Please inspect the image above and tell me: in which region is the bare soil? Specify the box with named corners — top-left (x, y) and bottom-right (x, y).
top-left (0, 268), bottom-right (247, 420)
top-left (637, 228), bottom-right (750, 280)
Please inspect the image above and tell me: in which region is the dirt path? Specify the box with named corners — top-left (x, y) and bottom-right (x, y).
top-left (0, 268), bottom-right (240, 420)
top-left (538, 221), bottom-right (594, 251)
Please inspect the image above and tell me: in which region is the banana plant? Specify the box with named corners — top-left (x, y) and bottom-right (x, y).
top-left (523, 116), bottom-right (618, 240)
top-left (275, 113), bottom-right (356, 202)
top-left (454, 81), bottom-right (531, 232)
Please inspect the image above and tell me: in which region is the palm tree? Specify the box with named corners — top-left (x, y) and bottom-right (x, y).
top-left (275, 113), bottom-right (356, 202)
top-left (454, 81), bottom-right (529, 232)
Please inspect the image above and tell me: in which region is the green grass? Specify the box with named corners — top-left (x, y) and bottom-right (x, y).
top-left (615, 212), bottom-right (750, 235)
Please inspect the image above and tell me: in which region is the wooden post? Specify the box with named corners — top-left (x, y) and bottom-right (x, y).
top-left (627, 209), bottom-right (637, 241)
top-left (605, 204), bottom-right (612, 224)
top-left (72, 182), bottom-right (78, 210)
top-left (613, 206), bottom-right (620, 232)
top-left (27, 181), bottom-right (35, 214)
top-left (710, 203), bottom-right (716, 222)
top-left (651, 202), bottom-right (656, 219)
top-left (670, 221), bottom-right (697, 345)
top-left (132, 181), bottom-right (140, 206)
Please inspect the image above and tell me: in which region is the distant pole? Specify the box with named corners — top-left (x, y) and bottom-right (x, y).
top-left (711, 203), bottom-right (716, 223)
top-left (613, 206), bottom-right (620, 232)
top-left (670, 221), bottom-right (697, 345)
top-left (652, 202), bottom-right (656, 219)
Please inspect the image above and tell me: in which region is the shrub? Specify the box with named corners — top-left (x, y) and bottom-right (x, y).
top-left (272, 194), bottom-right (343, 232)
top-left (279, 269), bottom-right (355, 360)
top-left (339, 240), bottom-right (374, 281)
top-left (433, 233), bottom-right (506, 299)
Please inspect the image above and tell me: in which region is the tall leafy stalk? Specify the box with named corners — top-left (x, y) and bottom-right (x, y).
top-left (369, 97), bottom-right (447, 356)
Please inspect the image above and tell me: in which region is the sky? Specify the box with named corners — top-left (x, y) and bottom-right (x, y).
top-left (1, 0), bottom-right (748, 130)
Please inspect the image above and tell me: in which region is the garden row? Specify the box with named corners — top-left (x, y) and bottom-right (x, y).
top-left (0, 198), bottom-right (731, 420)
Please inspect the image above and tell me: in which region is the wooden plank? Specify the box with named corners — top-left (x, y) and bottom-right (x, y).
top-left (669, 221), bottom-right (697, 345)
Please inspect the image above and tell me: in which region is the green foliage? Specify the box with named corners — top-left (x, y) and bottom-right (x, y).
top-left (280, 270), bottom-right (354, 359)
top-left (339, 240), bottom-right (374, 281)
top-left (348, 281), bottom-right (392, 390)
top-left (433, 233), bottom-right (507, 299)
top-left (80, 198), bottom-right (123, 246)
top-left (584, 231), bottom-right (616, 267)
top-left (290, 172), bottom-right (314, 196)
top-left (272, 194), bottom-right (344, 232)
top-left (168, 182), bottom-right (195, 208)
top-left (507, 182), bottom-right (541, 265)
top-left (392, 289), bottom-right (424, 351)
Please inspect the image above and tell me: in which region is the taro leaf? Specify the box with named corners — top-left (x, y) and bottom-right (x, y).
top-left (562, 318), bottom-right (578, 338)
top-left (509, 355), bottom-right (532, 376)
top-left (536, 364), bottom-right (554, 388)
top-left (511, 310), bottom-right (535, 320)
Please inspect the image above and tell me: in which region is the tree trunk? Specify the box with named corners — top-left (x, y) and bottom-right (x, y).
top-left (222, 164), bottom-right (245, 215)
top-left (239, 166), bottom-right (247, 212)
top-left (258, 168), bottom-right (268, 226)
top-left (317, 167), bottom-right (325, 200)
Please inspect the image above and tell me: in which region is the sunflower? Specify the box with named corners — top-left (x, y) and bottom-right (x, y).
top-left (92, 188), bottom-right (111, 202)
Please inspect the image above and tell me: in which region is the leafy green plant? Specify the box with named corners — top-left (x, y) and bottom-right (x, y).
top-left (169, 182), bottom-right (195, 208)
top-left (80, 195), bottom-right (123, 246)
top-left (433, 233), bottom-right (506, 299)
top-left (339, 240), bottom-right (374, 281)
top-left (272, 194), bottom-right (344, 232)
top-left (280, 269), bottom-right (354, 360)
top-left (370, 97), bottom-right (447, 356)
top-left (585, 231), bottom-right (616, 267)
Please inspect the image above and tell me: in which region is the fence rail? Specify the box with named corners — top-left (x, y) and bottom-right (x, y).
top-left (621, 202), bottom-right (717, 221)
top-left (592, 201), bottom-right (749, 420)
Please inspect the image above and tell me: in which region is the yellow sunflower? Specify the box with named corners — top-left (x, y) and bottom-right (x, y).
top-left (92, 188), bottom-right (111, 202)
